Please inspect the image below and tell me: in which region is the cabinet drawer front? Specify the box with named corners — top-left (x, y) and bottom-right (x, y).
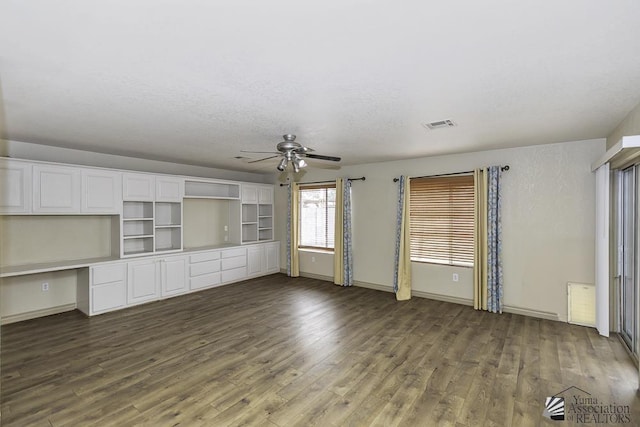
top-left (92, 281), bottom-right (126, 313)
top-left (190, 272), bottom-right (221, 290)
top-left (190, 260), bottom-right (220, 277)
top-left (190, 251), bottom-right (220, 263)
top-left (222, 248), bottom-right (246, 258)
top-left (221, 267), bottom-right (247, 283)
top-left (221, 255), bottom-right (246, 270)
top-left (92, 264), bottom-right (126, 285)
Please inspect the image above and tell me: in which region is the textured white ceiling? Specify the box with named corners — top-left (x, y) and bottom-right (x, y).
top-left (1, 1), bottom-right (640, 172)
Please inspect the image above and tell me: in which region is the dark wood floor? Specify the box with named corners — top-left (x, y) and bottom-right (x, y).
top-left (1, 274), bottom-right (639, 426)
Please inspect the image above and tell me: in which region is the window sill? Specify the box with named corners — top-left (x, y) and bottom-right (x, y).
top-left (410, 259), bottom-right (473, 268)
top-left (298, 248), bottom-right (334, 254)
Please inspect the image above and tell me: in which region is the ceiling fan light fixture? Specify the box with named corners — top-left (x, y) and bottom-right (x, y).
top-left (292, 159), bottom-right (300, 173)
top-left (277, 157), bottom-right (288, 171)
top-left (296, 157), bottom-right (307, 168)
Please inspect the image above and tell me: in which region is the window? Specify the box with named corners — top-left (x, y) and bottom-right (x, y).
top-left (299, 184), bottom-right (336, 250)
top-left (409, 174), bottom-right (474, 266)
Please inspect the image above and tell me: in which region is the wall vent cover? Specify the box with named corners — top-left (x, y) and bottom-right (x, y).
top-left (423, 119), bottom-right (456, 130)
top-left (567, 282), bottom-right (596, 327)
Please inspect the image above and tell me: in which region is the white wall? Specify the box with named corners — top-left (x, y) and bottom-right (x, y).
top-left (274, 138), bottom-right (605, 321)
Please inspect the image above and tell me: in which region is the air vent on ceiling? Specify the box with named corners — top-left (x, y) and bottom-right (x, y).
top-left (423, 119), bottom-right (456, 130)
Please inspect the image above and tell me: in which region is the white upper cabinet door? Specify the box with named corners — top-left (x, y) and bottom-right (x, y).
top-left (81, 169), bottom-right (122, 213)
top-left (32, 164), bottom-right (81, 213)
top-left (156, 177), bottom-right (184, 202)
top-left (0, 159), bottom-right (32, 214)
top-left (123, 173), bottom-right (155, 201)
top-left (241, 184), bottom-right (258, 204)
top-left (258, 186), bottom-right (273, 204)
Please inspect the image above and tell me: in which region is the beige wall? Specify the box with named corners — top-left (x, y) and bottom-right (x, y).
top-left (607, 100), bottom-right (640, 149)
top-left (274, 138), bottom-right (605, 321)
top-left (1, 271), bottom-right (76, 320)
top-left (183, 199), bottom-right (230, 248)
top-left (1, 216), bottom-right (114, 266)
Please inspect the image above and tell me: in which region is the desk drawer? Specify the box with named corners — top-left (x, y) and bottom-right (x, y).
top-left (222, 247), bottom-right (246, 259)
top-left (190, 260), bottom-right (220, 277)
top-left (91, 263), bottom-right (125, 286)
top-left (190, 251), bottom-right (220, 263)
top-left (221, 255), bottom-right (246, 270)
top-left (221, 267), bottom-right (246, 283)
top-left (190, 272), bottom-right (221, 290)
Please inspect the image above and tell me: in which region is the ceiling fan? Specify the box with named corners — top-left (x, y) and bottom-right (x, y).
top-left (241, 134), bottom-right (341, 172)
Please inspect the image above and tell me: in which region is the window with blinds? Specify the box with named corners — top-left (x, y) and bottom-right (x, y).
top-left (409, 174), bottom-right (474, 267)
top-left (299, 184), bottom-right (336, 250)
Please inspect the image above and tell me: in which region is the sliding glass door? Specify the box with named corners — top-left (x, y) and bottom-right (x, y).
top-left (620, 166), bottom-right (636, 353)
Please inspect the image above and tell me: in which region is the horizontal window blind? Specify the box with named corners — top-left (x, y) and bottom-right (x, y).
top-left (299, 184), bottom-right (336, 249)
top-left (409, 174), bottom-right (474, 266)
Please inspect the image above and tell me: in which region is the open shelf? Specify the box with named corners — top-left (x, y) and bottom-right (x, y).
top-left (155, 228), bottom-right (182, 251)
top-left (123, 237), bottom-right (154, 256)
top-left (123, 201), bottom-right (153, 219)
top-left (185, 180), bottom-right (240, 199)
top-left (155, 202), bottom-right (181, 226)
top-left (123, 220), bottom-right (154, 238)
top-left (242, 204), bottom-right (258, 223)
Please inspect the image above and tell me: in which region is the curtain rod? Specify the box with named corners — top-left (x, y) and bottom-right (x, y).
top-left (279, 176), bottom-right (366, 187)
top-left (392, 165), bottom-right (510, 182)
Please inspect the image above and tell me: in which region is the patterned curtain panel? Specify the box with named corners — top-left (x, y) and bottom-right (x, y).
top-left (473, 166), bottom-right (503, 313)
top-left (486, 166), bottom-right (503, 313)
top-left (393, 176), bottom-right (412, 300)
top-left (287, 183), bottom-right (300, 277)
top-left (334, 178), bottom-right (354, 286)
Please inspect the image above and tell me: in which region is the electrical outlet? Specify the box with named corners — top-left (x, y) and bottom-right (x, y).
top-left (224, 225), bottom-right (228, 231)
top-left (311, 256), bottom-right (316, 263)
top-left (42, 282), bottom-right (49, 292)
top-left (452, 273), bottom-right (459, 282)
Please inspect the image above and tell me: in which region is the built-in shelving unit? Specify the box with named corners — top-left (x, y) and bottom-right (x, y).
top-left (258, 203), bottom-right (273, 241)
top-left (122, 201), bottom-right (155, 256)
top-left (241, 184), bottom-right (273, 244)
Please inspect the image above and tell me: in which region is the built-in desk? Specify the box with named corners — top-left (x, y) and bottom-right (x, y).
top-left (0, 241), bottom-right (280, 323)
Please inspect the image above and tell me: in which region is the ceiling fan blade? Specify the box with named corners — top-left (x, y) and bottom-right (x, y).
top-left (240, 150), bottom-right (280, 154)
top-left (293, 146), bottom-right (314, 153)
top-left (304, 153), bottom-right (341, 162)
top-left (248, 155), bottom-right (280, 163)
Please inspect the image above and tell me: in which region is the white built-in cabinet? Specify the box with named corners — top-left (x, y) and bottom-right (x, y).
top-left (81, 169), bottom-right (122, 214)
top-left (0, 159), bottom-right (31, 214)
top-left (2, 156), bottom-right (281, 319)
top-left (123, 173), bottom-right (154, 201)
top-left (127, 255), bottom-right (187, 304)
top-left (247, 242), bottom-right (280, 278)
top-left (0, 159), bottom-right (121, 214)
top-left (161, 256), bottom-right (188, 297)
top-left (78, 262), bottom-right (128, 316)
top-left (33, 164), bottom-right (82, 213)
top-left (127, 258), bottom-right (160, 305)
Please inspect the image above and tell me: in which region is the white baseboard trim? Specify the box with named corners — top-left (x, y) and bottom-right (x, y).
top-left (283, 272), bottom-right (562, 322)
top-left (502, 305), bottom-right (560, 321)
top-left (411, 290), bottom-right (474, 306)
top-left (1, 303), bottom-right (77, 325)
